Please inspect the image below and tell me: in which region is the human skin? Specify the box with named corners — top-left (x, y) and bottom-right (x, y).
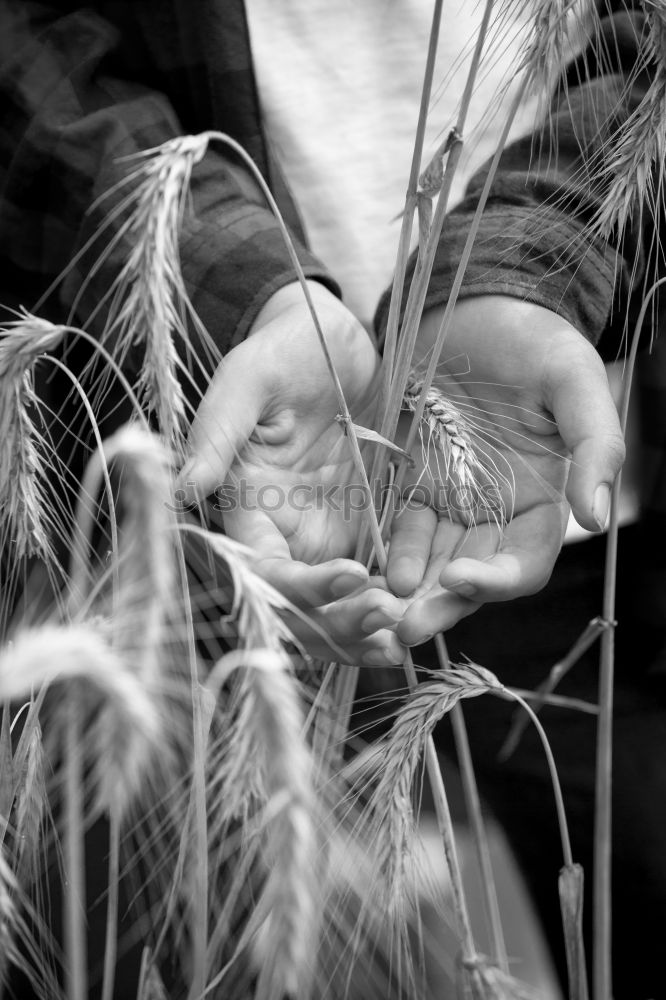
top-left (182, 282), bottom-right (625, 659)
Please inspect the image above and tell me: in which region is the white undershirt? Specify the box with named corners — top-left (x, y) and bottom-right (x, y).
top-left (245, 0), bottom-right (540, 329)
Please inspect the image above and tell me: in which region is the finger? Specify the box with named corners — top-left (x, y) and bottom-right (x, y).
top-left (396, 590), bottom-right (481, 645)
top-left (224, 505), bottom-right (292, 559)
top-left (284, 588), bottom-right (407, 662)
top-left (256, 557), bottom-right (371, 608)
top-left (418, 517), bottom-right (470, 589)
top-left (546, 342), bottom-right (625, 532)
top-left (392, 517), bottom-right (470, 605)
top-left (386, 503), bottom-right (438, 597)
top-left (224, 505), bottom-right (371, 606)
top-left (285, 613), bottom-right (406, 665)
top-left (438, 501), bottom-right (567, 602)
top-left (314, 588), bottom-right (406, 635)
top-left (179, 341), bottom-right (265, 499)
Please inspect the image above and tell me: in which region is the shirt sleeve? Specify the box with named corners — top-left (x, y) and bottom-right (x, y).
top-left (0, 1), bottom-right (338, 369)
top-left (374, 4), bottom-right (655, 360)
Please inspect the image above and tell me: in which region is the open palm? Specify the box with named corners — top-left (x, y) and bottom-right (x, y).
top-left (182, 282), bottom-right (407, 665)
top-left (387, 295), bottom-right (625, 644)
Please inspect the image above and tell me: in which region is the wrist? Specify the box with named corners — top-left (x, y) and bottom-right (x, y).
top-left (416, 295), bottom-right (583, 367)
top-left (249, 279), bottom-right (341, 335)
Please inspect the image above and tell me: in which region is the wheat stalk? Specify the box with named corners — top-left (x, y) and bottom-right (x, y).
top-left (366, 0), bottom-right (497, 562)
top-left (591, 276), bottom-right (666, 1000)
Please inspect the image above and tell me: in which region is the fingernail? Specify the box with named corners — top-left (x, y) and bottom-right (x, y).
top-left (592, 484), bottom-right (610, 532)
top-left (331, 572), bottom-right (365, 598)
top-left (446, 580), bottom-right (477, 598)
top-left (362, 648), bottom-right (395, 666)
top-left (361, 609), bottom-right (400, 635)
top-left (402, 632), bottom-right (437, 648)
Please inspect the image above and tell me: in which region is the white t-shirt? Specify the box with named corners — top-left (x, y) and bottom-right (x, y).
top-left (245, 0), bottom-right (540, 329)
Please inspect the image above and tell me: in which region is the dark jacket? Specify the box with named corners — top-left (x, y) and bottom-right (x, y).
top-left (0, 0), bottom-right (658, 354)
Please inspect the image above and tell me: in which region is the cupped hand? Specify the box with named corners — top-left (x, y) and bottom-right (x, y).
top-left (180, 280), bottom-right (408, 664)
top-left (385, 294), bottom-right (626, 644)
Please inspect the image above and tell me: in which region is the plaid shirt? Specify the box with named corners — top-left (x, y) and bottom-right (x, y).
top-left (0, 0), bottom-right (664, 638)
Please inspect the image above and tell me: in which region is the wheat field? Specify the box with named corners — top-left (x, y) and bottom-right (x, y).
top-left (0, 2), bottom-right (662, 998)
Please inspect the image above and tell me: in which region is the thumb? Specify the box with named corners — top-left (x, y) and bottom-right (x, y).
top-left (548, 344), bottom-right (626, 532)
top-left (178, 341), bottom-right (266, 500)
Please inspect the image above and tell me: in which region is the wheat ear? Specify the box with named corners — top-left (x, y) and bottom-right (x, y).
top-left (173, 523), bottom-right (319, 997)
top-left (75, 424), bottom-right (177, 684)
top-left (594, 1), bottom-right (666, 237)
top-left (467, 961), bottom-right (546, 1000)
top-left (199, 531), bottom-right (319, 998)
top-left (519, 0), bottom-right (598, 98)
top-left (0, 311), bottom-right (66, 561)
top-left (99, 135), bottom-right (210, 454)
top-left (403, 374), bottom-right (508, 527)
top-left (0, 848), bottom-right (20, 987)
top-left (208, 650), bottom-right (319, 1000)
top-left (195, 527), bottom-right (299, 820)
top-left (0, 704), bottom-right (12, 842)
top-left (136, 946), bottom-right (170, 1000)
top-left (370, 663), bottom-right (502, 910)
top-left (0, 623), bottom-right (161, 816)
top-left (14, 719), bottom-right (47, 887)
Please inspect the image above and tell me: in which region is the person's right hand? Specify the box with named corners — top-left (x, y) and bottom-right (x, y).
top-left (179, 280), bottom-right (407, 666)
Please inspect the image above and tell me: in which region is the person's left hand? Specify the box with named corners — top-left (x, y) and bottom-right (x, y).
top-left (384, 294), bottom-right (626, 645)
